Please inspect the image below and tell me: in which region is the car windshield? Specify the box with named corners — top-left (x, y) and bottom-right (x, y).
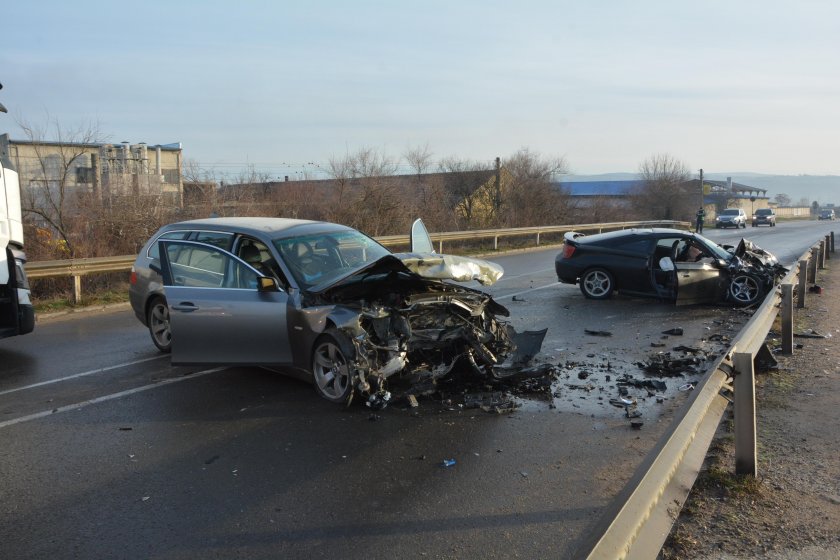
top-left (693, 234), bottom-right (733, 260)
top-left (756, 209), bottom-right (771, 215)
top-left (273, 229), bottom-right (392, 290)
top-left (721, 209), bottom-right (740, 216)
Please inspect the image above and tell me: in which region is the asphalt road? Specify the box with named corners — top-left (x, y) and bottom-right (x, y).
top-left (0, 220), bottom-right (835, 559)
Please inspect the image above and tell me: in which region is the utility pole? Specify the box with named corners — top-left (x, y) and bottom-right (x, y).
top-left (699, 168), bottom-right (704, 210)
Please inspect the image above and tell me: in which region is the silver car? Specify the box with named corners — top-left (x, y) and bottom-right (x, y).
top-left (129, 217), bottom-right (522, 406)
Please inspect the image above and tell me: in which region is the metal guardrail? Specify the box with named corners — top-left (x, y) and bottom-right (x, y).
top-left (24, 219), bottom-right (689, 303)
top-left (577, 231), bottom-right (835, 560)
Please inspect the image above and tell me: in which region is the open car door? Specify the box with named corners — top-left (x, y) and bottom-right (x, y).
top-left (157, 239), bottom-right (292, 365)
top-left (672, 239), bottom-right (722, 305)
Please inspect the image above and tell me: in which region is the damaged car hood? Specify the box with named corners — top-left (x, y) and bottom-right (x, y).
top-left (393, 252), bottom-right (504, 286)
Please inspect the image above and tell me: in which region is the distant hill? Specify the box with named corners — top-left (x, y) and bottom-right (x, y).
top-left (562, 173), bottom-right (839, 206)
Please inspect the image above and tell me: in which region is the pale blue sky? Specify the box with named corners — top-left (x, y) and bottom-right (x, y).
top-left (2, 0), bottom-right (838, 179)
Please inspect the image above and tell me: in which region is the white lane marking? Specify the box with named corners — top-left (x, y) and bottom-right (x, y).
top-left (0, 367), bottom-right (227, 430)
top-left (0, 355), bottom-right (169, 396)
top-left (495, 282), bottom-right (564, 300)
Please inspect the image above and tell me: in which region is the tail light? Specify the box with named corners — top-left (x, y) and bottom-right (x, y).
top-left (562, 243), bottom-right (576, 259)
top-left (129, 267), bottom-right (137, 285)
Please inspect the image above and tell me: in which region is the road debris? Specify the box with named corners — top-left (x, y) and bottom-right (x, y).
top-left (662, 328), bottom-right (684, 336)
top-left (441, 458), bottom-right (456, 467)
top-left (584, 329), bottom-right (612, 337)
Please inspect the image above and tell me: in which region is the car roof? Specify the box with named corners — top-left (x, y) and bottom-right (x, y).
top-left (159, 217), bottom-right (354, 238)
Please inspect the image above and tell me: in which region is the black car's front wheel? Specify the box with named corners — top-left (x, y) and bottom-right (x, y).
top-left (311, 328), bottom-right (356, 403)
top-left (580, 268), bottom-right (615, 299)
top-left (728, 274), bottom-right (763, 306)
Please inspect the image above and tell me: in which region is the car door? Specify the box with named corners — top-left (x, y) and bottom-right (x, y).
top-left (157, 239), bottom-right (292, 365)
top-left (672, 239), bottom-right (722, 305)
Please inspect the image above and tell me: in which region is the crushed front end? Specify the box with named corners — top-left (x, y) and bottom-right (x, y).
top-left (311, 256), bottom-right (520, 407)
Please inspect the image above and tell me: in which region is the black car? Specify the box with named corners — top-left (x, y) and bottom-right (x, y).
top-left (554, 228), bottom-right (786, 306)
top-left (751, 208), bottom-right (776, 227)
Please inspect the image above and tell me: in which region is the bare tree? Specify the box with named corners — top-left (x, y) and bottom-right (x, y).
top-left (16, 115), bottom-right (105, 257)
top-left (632, 153), bottom-right (693, 221)
top-left (403, 143), bottom-right (434, 176)
top-left (773, 193), bottom-right (791, 206)
top-left (501, 148), bottom-right (570, 227)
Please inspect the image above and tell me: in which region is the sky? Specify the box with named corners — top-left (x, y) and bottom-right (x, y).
top-left (2, 0), bottom-right (839, 181)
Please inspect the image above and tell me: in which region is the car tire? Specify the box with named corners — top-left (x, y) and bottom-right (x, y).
top-left (728, 274), bottom-right (763, 306)
top-left (580, 268), bottom-right (614, 299)
top-left (311, 328), bottom-right (356, 403)
top-left (147, 296), bottom-right (172, 353)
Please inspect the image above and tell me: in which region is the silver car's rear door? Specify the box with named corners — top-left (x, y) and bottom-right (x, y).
top-left (158, 240), bottom-right (292, 365)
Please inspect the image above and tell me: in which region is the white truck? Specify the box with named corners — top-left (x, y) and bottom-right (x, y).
top-left (1, 85), bottom-right (35, 339)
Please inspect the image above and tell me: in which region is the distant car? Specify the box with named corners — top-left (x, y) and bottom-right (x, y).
top-left (751, 208), bottom-right (776, 227)
top-left (716, 208), bottom-right (747, 229)
top-left (129, 217), bottom-right (527, 406)
top-left (818, 209), bottom-right (835, 220)
top-left (554, 228), bottom-right (786, 306)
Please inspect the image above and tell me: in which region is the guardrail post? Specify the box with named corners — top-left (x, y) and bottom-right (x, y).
top-left (73, 275), bottom-right (82, 304)
top-left (536, 232), bottom-right (540, 246)
top-left (831, 231), bottom-right (835, 253)
top-left (438, 240), bottom-right (443, 253)
top-left (809, 247), bottom-right (818, 282)
top-left (797, 260), bottom-right (807, 308)
top-left (781, 284), bottom-right (793, 354)
top-left (493, 236), bottom-right (498, 251)
top-left (825, 235), bottom-right (831, 260)
top-left (733, 352), bottom-right (758, 476)
top-left (819, 240), bottom-right (826, 269)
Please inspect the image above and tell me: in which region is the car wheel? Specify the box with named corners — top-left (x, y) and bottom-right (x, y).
top-left (728, 274), bottom-right (762, 306)
top-left (580, 268), bottom-right (614, 299)
top-left (311, 328), bottom-right (355, 403)
top-left (147, 296), bottom-right (172, 353)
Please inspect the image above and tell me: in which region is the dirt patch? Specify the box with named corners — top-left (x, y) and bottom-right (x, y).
top-left (660, 264), bottom-right (840, 559)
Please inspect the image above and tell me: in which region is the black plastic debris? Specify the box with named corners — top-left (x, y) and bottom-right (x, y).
top-left (618, 377), bottom-right (667, 393)
top-left (630, 421), bottom-right (644, 429)
top-left (662, 328), bottom-right (684, 336)
top-left (508, 328), bottom-right (549, 366)
top-left (584, 329), bottom-right (612, 337)
top-left (673, 345), bottom-right (702, 353)
top-left (794, 330), bottom-right (826, 339)
top-left (650, 342), bottom-right (666, 348)
top-left (637, 352), bottom-right (704, 376)
top-left (578, 371), bottom-right (590, 380)
top-left (808, 285), bottom-right (822, 294)
top-left (511, 295), bottom-right (527, 302)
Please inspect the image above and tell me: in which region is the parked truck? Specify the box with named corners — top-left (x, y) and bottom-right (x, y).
top-left (0, 84), bottom-right (35, 339)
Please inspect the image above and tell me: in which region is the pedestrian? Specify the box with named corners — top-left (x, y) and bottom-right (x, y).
top-left (695, 206), bottom-right (706, 233)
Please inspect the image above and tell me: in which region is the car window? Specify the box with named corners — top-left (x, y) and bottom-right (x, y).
top-left (193, 231), bottom-right (234, 250)
top-left (148, 231), bottom-right (190, 259)
top-left (164, 243), bottom-right (258, 289)
top-left (721, 209), bottom-right (740, 216)
top-left (612, 239), bottom-right (654, 254)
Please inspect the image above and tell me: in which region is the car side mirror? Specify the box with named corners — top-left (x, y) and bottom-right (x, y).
top-left (716, 259), bottom-right (728, 268)
top-left (257, 276), bottom-right (281, 292)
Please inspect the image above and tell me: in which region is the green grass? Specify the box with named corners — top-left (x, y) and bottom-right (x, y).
top-left (33, 289), bottom-right (130, 314)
